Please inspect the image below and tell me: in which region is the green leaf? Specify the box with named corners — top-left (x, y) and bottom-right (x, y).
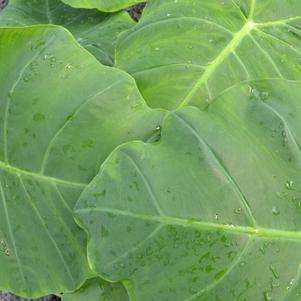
top-left (62, 0), bottom-right (144, 13)
top-left (62, 278), bottom-right (129, 301)
top-left (75, 79), bottom-right (301, 301)
top-left (0, 25), bottom-right (163, 298)
top-left (116, 0), bottom-right (301, 109)
top-left (0, 0), bottom-right (134, 65)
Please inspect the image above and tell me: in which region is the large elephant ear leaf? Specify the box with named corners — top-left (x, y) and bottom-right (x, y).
top-left (62, 0), bottom-right (144, 13)
top-left (0, 25), bottom-right (163, 298)
top-left (0, 0), bottom-right (134, 65)
top-left (62, 278), bottom-right (129, 301)
top-left (116, 0), bottom-right (301, 109)
top-left (75, 79), bottom-right (301, 301)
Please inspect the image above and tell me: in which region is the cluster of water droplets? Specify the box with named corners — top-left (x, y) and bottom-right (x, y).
top-left (276, 179), bottom-right (301, 216)
top-left (249, 86), bottom-right (269, 102)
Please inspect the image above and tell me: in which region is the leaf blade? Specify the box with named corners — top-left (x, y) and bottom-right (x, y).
top-left (116, 0), bottom-right (301, 109)
top-left (0, 25), bottom-right (163, 298)
top-left (0, 0), bottom-right (135, 65)
top-left (62, 0), bottom-right (144, 13)
top-left (75, 79), bottom-right (301, 300)
top-left (62, 278), bottom-right (129, 301)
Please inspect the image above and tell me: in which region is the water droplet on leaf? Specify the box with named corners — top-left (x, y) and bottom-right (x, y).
top-left (285, 180), bottom-right (294, 190)
top-left (234, 207), bottom-right (242, 214)
top-left (263, 292), bottom-right (272, 301)
top-left (272, 206), bottom-right (280, 216)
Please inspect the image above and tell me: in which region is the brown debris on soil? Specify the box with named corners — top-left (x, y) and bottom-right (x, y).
top-left (0, 292), bottom-right (60, 301)
top-left (0, 0), bottom-right (8, 10)
top-left (126, 2), bottom-right (146, 22)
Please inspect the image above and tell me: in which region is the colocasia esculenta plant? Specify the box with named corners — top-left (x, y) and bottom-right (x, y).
top-left (0, 1), bottom-right (301, 300)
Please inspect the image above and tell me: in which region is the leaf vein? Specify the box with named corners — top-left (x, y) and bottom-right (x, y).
top-left (0, 160), bottom-right (85, 187)
top-left (120, 150), bottom-right (165, 215)
top-left (104, 225), bottom-right (163, 270)
top-left (39, 79), bottom-right (125, 174)
top-left (118, 16), bottom-right (233, 49)
top-left (20, 178), bottom-right (76, 287)
top-left (261, 102), bottom-right (301, 154)
top-left (173, 113), bottom-right (257, 227)
top-left (184, 239), bottom-right (252, 301)
top-left (248, 34), bottom-right (284, 78)
top-left (3, 36), bottom-right (55, 163)
top-left (0, 178), bottom-right (27, 290)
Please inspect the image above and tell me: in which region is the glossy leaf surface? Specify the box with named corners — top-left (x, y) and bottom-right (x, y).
top-left (0, 26), bottom-right (162, 298)
top-left (62, 278), bottom-right (129, 301)
top-left (62, 0), bottom-right (143, 13)
top-left (76, 79), bottom-right (301, 301)
top-left (116, 0), bottom-right (301, 109)
top-left (0, 0), bottom-right (134, 65)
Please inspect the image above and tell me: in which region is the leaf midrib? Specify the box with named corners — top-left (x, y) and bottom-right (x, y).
top-left (45, 0), bottom-right (53, 23)
top-left (176, 0), bottom-right (301, 107)
top-left (0, 160), bottom-right (86, 187)
top-left (179, 20), bottom-right (254, 107)
top-left (178, 0), bottom-right (258, 107)
top-left (78, 207), bottom-right (301, 242)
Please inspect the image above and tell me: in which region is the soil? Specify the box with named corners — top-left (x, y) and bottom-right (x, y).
top-left (0, 293), bottom-right (61, 301)
top-left (127, 2), bottom-right (146, 21)
top-left (0, 0), bottom-right (8, 10)
top-left (0, 2), bottom-right (146, 301)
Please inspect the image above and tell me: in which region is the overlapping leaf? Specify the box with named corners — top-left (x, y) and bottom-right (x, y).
top-left (75, 79), bottom-right (301, 301)
top-left (116, 0), bottom-right (301, 109)
top-left (62, 278), bottom-right (129, 301)
top-left (62, 0), bottom-right (144, 13)
top-left (0, 25), bottom-right (163, 298)
top-left (0, 0), bottom-right (134, 65)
